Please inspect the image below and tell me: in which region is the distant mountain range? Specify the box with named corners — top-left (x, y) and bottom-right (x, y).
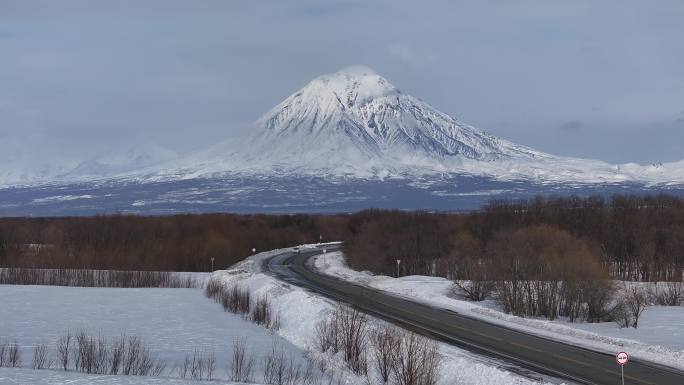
top-left (1, 66), bottom-right (683, 215)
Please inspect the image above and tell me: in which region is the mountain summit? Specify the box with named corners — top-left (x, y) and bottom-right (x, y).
top-left (185, 66), bottom-right (555, 177)
top-left (255, 66), bottom-right (544, 161)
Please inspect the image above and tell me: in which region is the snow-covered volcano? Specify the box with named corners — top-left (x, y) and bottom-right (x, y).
top-left (2, 66), bottom-right (684, 215)
top-left (179, 66), bottom-right (548, 177)
top-left (165, 66), bottom-right (682, 184)
top-left (3, 66), bottom-right (684, 189)
top-left (253, 66), bottom-right (544, 162)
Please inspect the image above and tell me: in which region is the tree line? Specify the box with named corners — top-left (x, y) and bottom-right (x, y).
top-left (1, 194), bottom-right (683, 284)
top-left (344, 195), bottom-right (684, 323)
top-left (0, 214), bottom-right (346, 271)
top-left (345, 194), bottom-right (684, 283)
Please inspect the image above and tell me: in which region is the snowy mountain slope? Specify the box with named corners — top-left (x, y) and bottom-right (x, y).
top-left (165, 66), bottom-right (550, 178)
top-left (252, 65), bottom-right (545, 161)
top-left (0, 138), bottom-right (75, 186)
top-left (150, 66), bottom-right (683, 185)
top-left (59, 143), bottom-right (178, 180)
top-left (1, 66), bottom-right (683, 191)
top-left (0, 143), bottom-right (178, 187)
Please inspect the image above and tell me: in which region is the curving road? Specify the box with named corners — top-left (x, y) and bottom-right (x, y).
top-left (264, 246), bottom-right (684, 385)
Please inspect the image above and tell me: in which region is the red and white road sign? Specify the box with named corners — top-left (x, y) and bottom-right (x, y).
top-left (616, 352), bottom-right (629, 366)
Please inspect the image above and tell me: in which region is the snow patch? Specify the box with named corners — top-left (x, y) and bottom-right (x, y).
top-left (32, 194), bottom-right (95, 203)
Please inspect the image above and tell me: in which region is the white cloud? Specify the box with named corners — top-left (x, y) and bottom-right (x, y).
top-left (0, 0), bottom-right (683, 167)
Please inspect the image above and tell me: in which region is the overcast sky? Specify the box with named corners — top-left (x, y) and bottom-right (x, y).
top-left (2, 0), bottom-right (683, 169)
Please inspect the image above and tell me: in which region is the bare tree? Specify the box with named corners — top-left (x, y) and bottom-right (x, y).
top-left (263, 342), bottom-right (287, 385)
top-left (203, 351), bottom-right (216, 381)
top-left (230, 338), bottom-right (255, 382)
top-left (390, 331), bottom-right (442, 385)
top-left (72, 334), bottom-right (107, 375)
top-left (57, 332), bottom-right (72, 371)
top-left (229, 285), bottom-right (251, 315)
top-left (123, 335), bottom-right (145, 375)
top-left (300, 359), bottom-right (318, 385)
top-left (177, 349), bottom-right (213, 381)
top-left (0, 341), bottom-right (21, 368)
top-left (314, 313), bottom-right (340, 354)
top-left (370, 325), bottom-right (400, 383)
top-left (95, 336), bottom-right (111, 374)
top-left (0, 267), bottom-right (199, 288)
top-left (0, 341), bottom-right (7, 367)
top-left (251, 295), bottom-right (278, 329)
top-left (653, 282), bottom-right (683, 306)
top-left (625, 285), bottom-right (649, 328)
top-left (205, 277), bottom-right (222, 298)
top-left (611, 299), bottom-right (633, 329)
top-left (151, 360), bottom-right (167, 377)
top-left (109, 335), bottom-right (125, 375)
top-left (179, 354), bottom-right (191, 379)
top-left (452, 279), bottom-right (494, 302)
top-left (337, 306), bottom-right (369, 375)
top-left (32, 343), bottom-right (52, 369)
top-left (613, 285), bottom-right (650, 328)
top-left (189, 351), bottom-right (203, 380)
top-left (7, 342), bottom-right (21, 368)
top-left (313, 305), bottom-right (370, 375)
top-left (263, 341), bottom-right (304, 385)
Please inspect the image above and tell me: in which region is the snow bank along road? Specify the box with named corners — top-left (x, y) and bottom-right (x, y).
top-left (264, 246), bottom-right (684, 385)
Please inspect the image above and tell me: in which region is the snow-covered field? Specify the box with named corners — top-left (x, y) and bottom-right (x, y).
top-left (0, 285), bottom-right (305, 383)
top-left (209, 245), bottom-right (567, 385)
top-left (0, 367), bottom-right (246, 385)
top-left (10, 245), bottom-right (660, 384)
top-left (314, 251), bottom-right (684, 371)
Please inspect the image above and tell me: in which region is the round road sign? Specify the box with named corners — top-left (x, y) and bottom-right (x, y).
top-left (616, 352), bottom-right (629, 366)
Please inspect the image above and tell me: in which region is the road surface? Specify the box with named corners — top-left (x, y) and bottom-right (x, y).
top-left (264, 246), bottom-right (684, 385)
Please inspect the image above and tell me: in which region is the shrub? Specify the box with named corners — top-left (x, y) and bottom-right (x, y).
top-left (57, 332), bottom-right (72, 371)
top-left (263, 342), bottom-right (305, 385)
top-left (0, 341), bottom-right (21, 368)
top-left (451, 280), bottom-right (494, 302)
top-left (230, 338), bottom-right (255, 382)
top-left (390, 330), bottom-right (441, 385)
top-left (370, 325), bottom-right (400, 383)
top-left (313, 305), bottom-right (369, 375)
top-left (337, 306), bottom-right (369, 375)
top-left (32, 343), bottom-right (52, 370)
top-left (179, 349), bottom-right (215, 381)
top-left (0, 268), bottom-right (199, 288)
top-left (251, 295), bottom-right (279, 330)
top-left (652, 282), bottom-right (683, 306)
top-left (205, 278), bottom-right (281, 330)
top-left (228, 285), bottom-right (251, 315)
top-left (109, 335), bottom-right (125, 375)
top-left (613, 285), bottom-right (649, 328)
top-left (51, 331), bottom-right (166, 376)
top-left (314, 311), bottom-right (340, 354)
top-left (205, 279), bottom-right (250, 315)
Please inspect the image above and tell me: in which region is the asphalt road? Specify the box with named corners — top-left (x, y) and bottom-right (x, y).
top-left (264, 246), bottom-right (684, 385)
